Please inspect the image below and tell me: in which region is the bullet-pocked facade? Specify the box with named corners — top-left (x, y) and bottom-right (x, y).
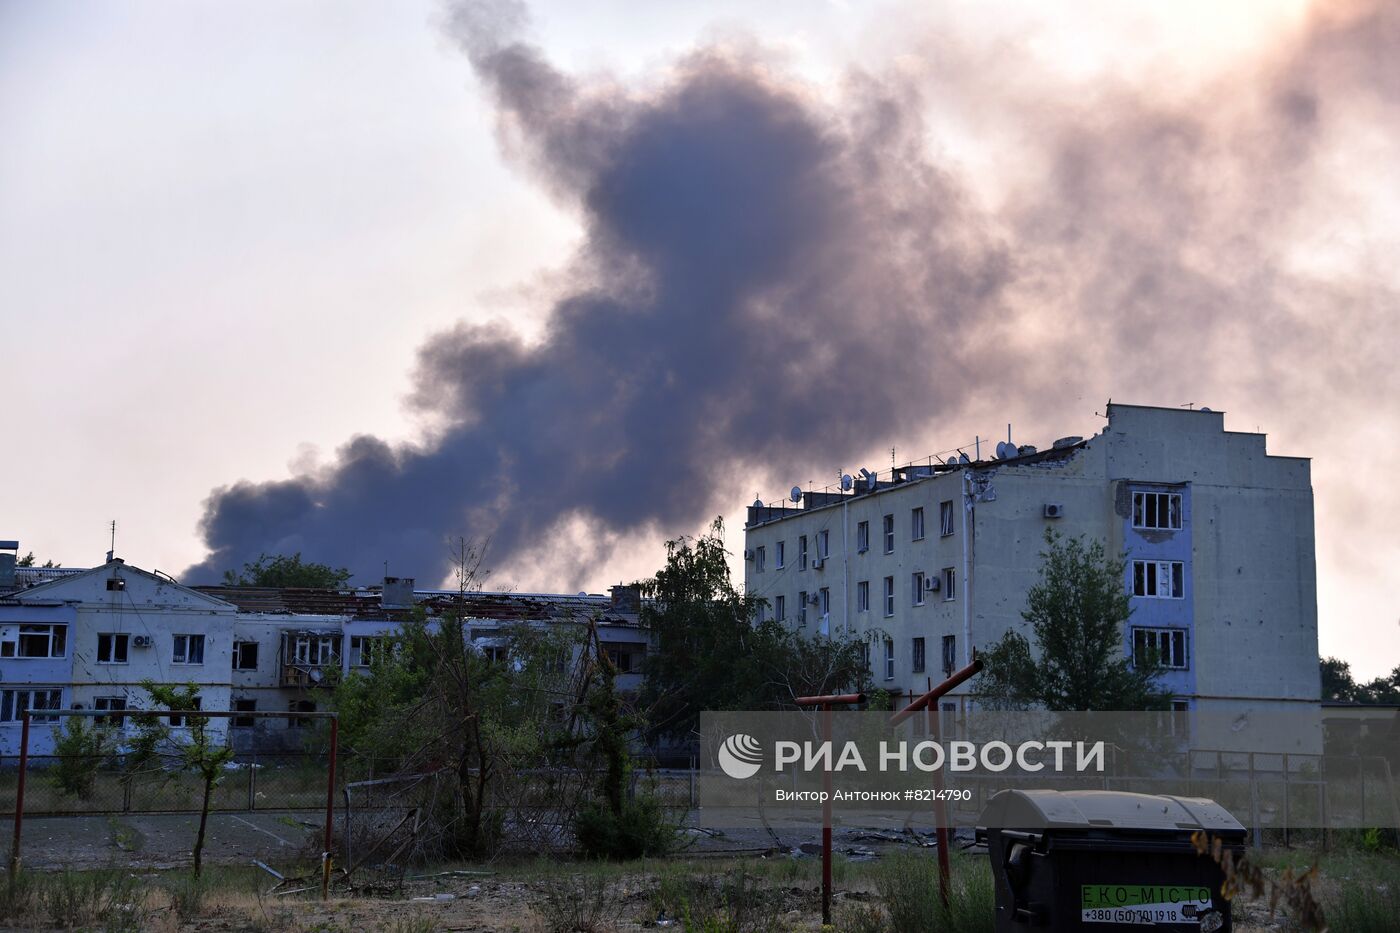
top-left (743, 403), bottom-right (1320, 717)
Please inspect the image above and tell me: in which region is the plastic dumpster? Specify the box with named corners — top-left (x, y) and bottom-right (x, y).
top-left (978, 789), bottom-right (1247, 931)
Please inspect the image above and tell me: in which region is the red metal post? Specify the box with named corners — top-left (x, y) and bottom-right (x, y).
top-left (8, 710), bottom-right (30, 883)
top-left (891, 657), bottom-right (982, 911)
top-left (793, 692), bottom-right (865, 926)
top-left (321, 717), bottom-right (338, 901)
top-left (928, 702), bottom-right (952, 906)
top-left (821, 702), bottom-right (833, 926)
top-left (888, 656), bottom-right (982, 727)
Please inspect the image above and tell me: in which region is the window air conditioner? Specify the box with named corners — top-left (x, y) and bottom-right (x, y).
top-left (133, 635), bottom-right (153, 648)
top-left (1044, 503), bottom-right (1064, 519)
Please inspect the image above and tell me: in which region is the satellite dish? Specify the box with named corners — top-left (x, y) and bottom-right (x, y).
top-left (840, 474), bottom-right (853, 491)
top-left (1200, 406), bottom-right (1212, 412)
top-left (958, 452), bottom-right (971, 464)
top-left (790, 486), bottom-right (803, 503)
top-left (753, 498), bottom-right (764, 508)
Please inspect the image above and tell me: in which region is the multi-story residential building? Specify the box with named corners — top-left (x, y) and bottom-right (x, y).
top-left (1, 544), bottom-right (647, 756)
top-left (744, 403), bottom-right (1320, 718)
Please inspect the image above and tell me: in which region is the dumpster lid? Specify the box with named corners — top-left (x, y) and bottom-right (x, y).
top-left (979, 789), bottom-right (1245, 834)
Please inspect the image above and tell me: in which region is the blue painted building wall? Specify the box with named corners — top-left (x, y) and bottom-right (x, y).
top-left (1122, 483), bottom-right (1196, 701)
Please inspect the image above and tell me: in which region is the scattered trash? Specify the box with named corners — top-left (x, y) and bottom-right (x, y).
top-left (411, 892), bottom-right (457, 902)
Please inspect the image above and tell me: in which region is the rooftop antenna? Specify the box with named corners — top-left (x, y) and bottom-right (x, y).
top-left (105, 520), bottom-right (116, 563)
top-left (891, 447), bottom-right (896, 469)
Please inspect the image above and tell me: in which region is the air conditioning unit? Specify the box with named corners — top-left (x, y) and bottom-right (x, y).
top-left (808, 593), bottom-right (822, 605)
top-left (1044, 503), bottom-right (1064, 519)
top-left (812, 555), bottom-right (824, 569)
top-left (133, 635), bottom-right (153, 648)
top-left (743, 549), bottom-right (755, 561)
top-left (925, 576), bottom-right (941, 593)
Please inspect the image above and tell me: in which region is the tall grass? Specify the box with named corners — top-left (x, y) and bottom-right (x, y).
top-left (872, 852), bottom-right (994, 933)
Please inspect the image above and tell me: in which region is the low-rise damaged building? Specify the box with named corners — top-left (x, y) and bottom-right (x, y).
top-left (743, 403), bottom-right (1320, 721)
top-left (0, 543), bottom-right (646, 756)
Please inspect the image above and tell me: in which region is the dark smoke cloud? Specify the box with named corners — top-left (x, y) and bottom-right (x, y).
top-left (184, 0), bottom-right (1008, 585)
top-left (187, 0), bottom-right (1400, 606)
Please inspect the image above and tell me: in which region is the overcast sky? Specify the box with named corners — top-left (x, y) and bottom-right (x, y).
top-left (3, 0), bottom-right (1396, 678)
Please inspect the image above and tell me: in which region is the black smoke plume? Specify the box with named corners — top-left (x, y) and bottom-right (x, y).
top-left (187, 0), bottom-right (1400, 595)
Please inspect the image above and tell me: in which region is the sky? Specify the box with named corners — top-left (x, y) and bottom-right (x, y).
top-left (2, 0), bottom-right (1397, 678)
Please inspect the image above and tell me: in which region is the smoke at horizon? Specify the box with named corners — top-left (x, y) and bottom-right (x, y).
top-left (185, 0), bottom-right (1400, 602)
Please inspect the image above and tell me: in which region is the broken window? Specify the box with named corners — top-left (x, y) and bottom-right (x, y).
top-left (775, 540), bottom-right (785, 569)
top-left (817, 529), bottom-right (830, 560)
top-left (1132, 560), bottom-right (1185, 598)
top-left (97, 633), bottom-right (129, 664)
top-left (942, 635), bottom-right (957, 675)
top-left (233, 698), bottom-right (257, 728)
top-left (912, 637), bottom-right (926, 674)
top-left (349, 636), bottom-right (383, 668)
top-left (940, 500), bottom-right (955, 537)
top-left (94, 696), bottom-right (127, 726)
top-left (287, 699), bottom-right (316, 727)
top-left (1132, 491), bottom-right (1183, 530)
top-left (1133, 627), bottom-right (1189, 670)
top-left (797, 591), bottom-right (808, 626)
top-left (168, 695), bottom-right (202, 728)
top-left (1, 688), bottom-right (62, 723)
top-left (755, 545), bottom-right (766, 573)
top-left (856, 521), bottom-right (869, 553)
top-left (172, 634), bottom-right (205, 665)
top-left (233, 641), bottom-right (259, 671)
top-left (14, 624), bottom-right (66, 659)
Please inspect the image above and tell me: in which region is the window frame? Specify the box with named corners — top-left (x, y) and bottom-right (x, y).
top-left (942, 567), bottom-right (956, 601)
top-left (942, 635), bottom-right (957, 675)
top-left (940, 500), bottom-right (955, 537)
top-left (97, 632), bottom-right (130, 665)
top-left (1132, 626), bottom-right (1189, 670)
top-left (171, 633), bottom-right (206, 665)
top-left (856, 581), bottom-right (869, 613)
top-left (882, 514), bottom-right (895, 554)
top-left (912, 571), bottom-right (926, 607)
top-left (754, 545), bottom-right (765, 573)
top-left (12, 623), bottom-right (66, 659)
top-left (232, 640), bottom-right (259, 671)
top-left (799, 535), bottom-right (809, 571)
top-left (774, 594), bottom-right (786, 622)
top-left (797, 591), bottom-right (808, 626)
top-left (911, 507), bottom-right (925, 541)
top-left (856, 521), bottom-right (869, 553)
top-left (1132, 491), bottom-right (1183, 530)
top-left (884, 638), bottom-right (895, 681)
top-left (883, 576), bottom-right (895, 617)
top-left (1132, 560), bottom-right (1185, 599)
top-left (233, 698), bottom-right (257, 728)
top-left (94, 696), bottom-right (127, 726)
top-left (775, 540), bottom-right (785, 569)
top-left (912, 637), bottom-right (926, 674)
top-left (1, 688), bottom-right (62, 723)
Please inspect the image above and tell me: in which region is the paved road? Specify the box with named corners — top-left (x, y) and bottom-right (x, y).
top-left (0, 810), bottom-right (326, 871)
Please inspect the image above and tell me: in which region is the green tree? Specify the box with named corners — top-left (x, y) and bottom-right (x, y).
top-left (330, 538), bottom-right (578, 857)
top-left (16, 552), bottom-right (57, 568)
top-left (131, 682), bottom-right (235, 876)
top-left (573, 623), bottom-right (676, 859)
top-left (1320, 656), bottom-right (1359, 702)
top-left (1321, 656), bottom-right (1400, 704)
top-left (222, 552), bottom-right (352, 588)
top-left (639, 518), bottom-right (871, 741)
top-left (977, 529), bottom-right (1168, 711)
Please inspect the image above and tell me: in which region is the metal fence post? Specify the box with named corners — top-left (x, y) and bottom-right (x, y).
top-left (8, 710), bottom-right (31, 883)
top-left (248, 753), bottom-right (257, 811)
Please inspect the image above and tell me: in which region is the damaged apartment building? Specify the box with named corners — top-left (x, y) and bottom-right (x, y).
top-left (743, 403), bottom-right (1320, 724)
top-left (0, 546), bottom-right (647, 757)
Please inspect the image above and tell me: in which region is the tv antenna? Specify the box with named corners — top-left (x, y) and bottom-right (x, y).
top-left (106, 520), bottom-right (116, 563)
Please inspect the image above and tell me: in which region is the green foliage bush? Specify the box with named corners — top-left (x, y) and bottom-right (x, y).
top-left (48, 717), bottom-right (114, 799)
top-left (575, 794), bottom-right (675, 860)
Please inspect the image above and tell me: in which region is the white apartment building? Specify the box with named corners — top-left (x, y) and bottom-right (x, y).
top-left (743, 403), bottom-right (1319, 719)
top-left (1, 552), bottom-right (647, 756)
